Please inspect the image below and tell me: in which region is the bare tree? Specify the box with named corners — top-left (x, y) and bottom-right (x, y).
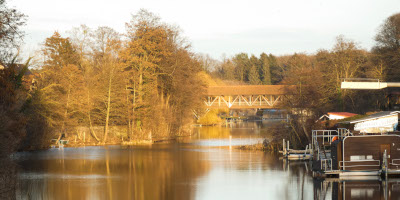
top-left (0, 0), bottom-right (26, 64)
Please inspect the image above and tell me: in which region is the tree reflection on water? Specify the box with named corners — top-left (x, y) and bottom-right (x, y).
top-left (14, 121), bottom-right (387, 200)
top-left (313, 178), bottom-right (400, 200)
top-left (16, 146), bottom-right (210, 200)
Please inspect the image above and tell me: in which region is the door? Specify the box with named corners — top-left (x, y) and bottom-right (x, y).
top-left (380, 144), bottom-right (391, 168)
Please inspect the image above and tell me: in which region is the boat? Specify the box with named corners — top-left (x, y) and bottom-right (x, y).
top-left (311, 111), bottom-right (400, 178)
top-left (312, 128), bottom-right (400, 178)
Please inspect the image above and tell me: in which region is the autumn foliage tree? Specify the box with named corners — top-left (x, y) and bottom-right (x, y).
top-left (28, 9), bottom-right (205, 143)
top-left (0, 0), bottom-right (29, 157)
top-left (0, 65), bottom-right (27, 157)
top-left (373, 13), bottom-right (400, 82)
top-left (120, 9), bottom-right (204, 139)
top-left (0, 0), bottom-right (25, 64)
top-left (38, 32), bottom-right (82, 136)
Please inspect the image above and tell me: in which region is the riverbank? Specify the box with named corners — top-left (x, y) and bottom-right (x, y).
top-left (49, 124), bottom-right (197, 148)
top-left (60, 138), bottom-right (177, 148)
top-left (41, 120), bottom-right (284, 150)
top-left (237, 139), bottom-right (281, 151)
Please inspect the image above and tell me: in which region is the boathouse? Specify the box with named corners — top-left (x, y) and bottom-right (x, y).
top-left (350, 111), bottom-right (400, 133)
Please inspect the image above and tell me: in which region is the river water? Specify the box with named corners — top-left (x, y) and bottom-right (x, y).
top-left (4, 121), bottom-right (397, 199)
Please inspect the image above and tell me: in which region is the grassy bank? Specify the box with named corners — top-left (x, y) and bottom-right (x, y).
top-left (237, 139), bottom-right (282, 151)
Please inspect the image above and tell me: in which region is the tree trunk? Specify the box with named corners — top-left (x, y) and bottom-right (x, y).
top-left (126, 85), bottom-right (131, 140)
top-left (138, 65), bottom-right (143, 103)
top-left (131, 82), bottom-right (136, 139)
top-left (57, 85), bottom-right (71, 145)
top-left (103, 66), bottom-right (114, 143)
top-left (87, 90), bottom-right (100, 142)
top-left (136, 65), bottom-right (143, 137)
top-left (301, 122), bottom-right (311, 143)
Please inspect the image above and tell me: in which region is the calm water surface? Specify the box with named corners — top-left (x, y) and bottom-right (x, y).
top-left (4, 121), bottom-right (397, 199)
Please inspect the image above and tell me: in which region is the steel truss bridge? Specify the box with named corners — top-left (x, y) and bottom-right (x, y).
top-left (205, 85), bottom-right (294, 109)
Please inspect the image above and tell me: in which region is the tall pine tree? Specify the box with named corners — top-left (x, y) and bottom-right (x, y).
top-left (248, 65), bottom-right (260, 85)
top-left (260, 53), bottom-right (271, 85)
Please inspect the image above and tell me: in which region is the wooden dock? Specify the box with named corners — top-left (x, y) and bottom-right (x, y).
top-left (280, 139), bottom-right (312, 160)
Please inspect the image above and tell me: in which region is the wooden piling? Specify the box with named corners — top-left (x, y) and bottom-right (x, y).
top-left (283, 139), bottom-right (286, 156)
top-left (304, 145), bottom-right (308, 156)
top-left (287, 140), bottom-right (290, 154)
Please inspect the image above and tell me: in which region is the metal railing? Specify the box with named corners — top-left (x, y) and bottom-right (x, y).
top-left (312, 129), bottom-right (349, 148)
top-left (341, 78), bottom-right (380, 82)
top-left (312, 129), bottom-right (346, 146)
top-left (312, 128), bottom-right (351, 163)
top-left (321, 159), bottom-right (332, 172)
top-left (390, 159), bottom-right (400, 166)
top-left (339, 160), bottom-right (380, 169)
top-left (337, 128), bottom-right (352, 137)
top-left (312, 130), bottom-right (336, 146)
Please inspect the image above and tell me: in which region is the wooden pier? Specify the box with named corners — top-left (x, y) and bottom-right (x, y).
top-left (280, 139), bottom-right (312, 160)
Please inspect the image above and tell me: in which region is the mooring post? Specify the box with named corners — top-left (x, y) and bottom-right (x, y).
top-left (304, 145), bottom-right (308, 156)
top-left (384, 149), bottom-right (388, 180)
top-left (283, 139), bottom-right (286, 156)
top-left (287, 140), bottom-right (290, 155)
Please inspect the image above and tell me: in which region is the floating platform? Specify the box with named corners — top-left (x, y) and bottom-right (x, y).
top-left (287, 154), bottom-right (311, 160)
top-left (339, 171), bottom-right (380, 177)
top-left (280, 139), bottom-right (312, 160)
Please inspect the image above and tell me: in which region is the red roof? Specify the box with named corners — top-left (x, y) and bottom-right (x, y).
top-left (207, 85), bottom-right (295, 95)
top-left (327, 112), bottom-right (357, 118)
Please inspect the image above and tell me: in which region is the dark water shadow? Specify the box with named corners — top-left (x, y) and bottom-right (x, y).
top-left (314, 177), bottom-right (400, 200)
top-left (0, 158), bottom-right (17, 200)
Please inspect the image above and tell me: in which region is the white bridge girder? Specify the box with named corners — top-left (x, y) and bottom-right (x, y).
top-left (204, 95), bottom-right (283, 109)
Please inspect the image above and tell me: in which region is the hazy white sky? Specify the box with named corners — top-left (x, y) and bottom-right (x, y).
top-left (8, 0), bottom-right (400, 59)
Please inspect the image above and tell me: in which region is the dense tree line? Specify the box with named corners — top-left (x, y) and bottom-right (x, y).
top-left (213, 14), bottom-right (400, 114)
top-left (211, 13), bottom-right (400, 147)
top-left (0, 0), bottom-right (43, 157)
top-left (35, 10), bottom-right (205, 143)
top-left (213, 53), bottom-right (280, 85)
top-left (0, 7), bottom-right (206, 157)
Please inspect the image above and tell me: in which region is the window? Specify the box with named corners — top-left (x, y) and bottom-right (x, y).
top-left (350, 155), bottom-right (365, 161)
top-left (350, 155), bottom-right (373, 161)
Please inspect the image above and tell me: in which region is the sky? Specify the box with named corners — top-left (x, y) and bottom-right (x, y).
top-left (7, 0), bottom-right (400, 60)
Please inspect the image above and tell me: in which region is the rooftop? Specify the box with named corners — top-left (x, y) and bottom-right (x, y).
top-left (206, 85), bottom-right (295, 96)
top-left (327, 112), bottom-right (358, 118)
top-left (349, 111), bottom-right (400, 124)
